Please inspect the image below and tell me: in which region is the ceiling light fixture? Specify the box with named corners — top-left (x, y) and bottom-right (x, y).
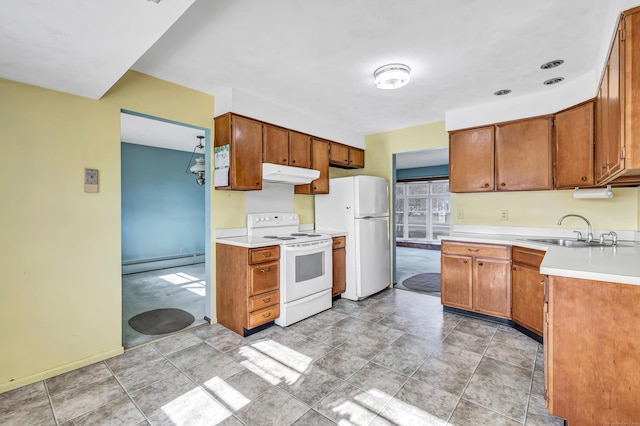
top-left (543, 77), bottom-right (564, 85)
top-left (374, 64), bottom-right (411, 90)
top-left (185, 135), bottom-right (206, 186)
top-left (540, 59), bottom-right (564, 70)
top-left (494, 89), bottom-right (512, 96)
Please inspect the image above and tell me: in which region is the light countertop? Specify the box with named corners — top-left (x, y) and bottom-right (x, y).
top-left (215, 227), bottom-right (347, 248)
top-left (444, 232), bottom-right (640, 286)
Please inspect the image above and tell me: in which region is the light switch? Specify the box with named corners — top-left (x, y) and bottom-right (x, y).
top-left (84, 168), bottom-right (98, 193)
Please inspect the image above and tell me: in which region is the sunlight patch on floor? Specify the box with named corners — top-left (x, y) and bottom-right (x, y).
top-left (203, 376), bottom-right (251, 412)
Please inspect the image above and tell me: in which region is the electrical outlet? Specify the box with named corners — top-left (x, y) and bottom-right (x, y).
top-left (84, 168), bottom-right (98, 193)
top-left (457, 210), bottom-right (464, 219)
top-left (180, 247), bottom-right (185, 254)
top-left (500, 210), bottom-right (508, 221)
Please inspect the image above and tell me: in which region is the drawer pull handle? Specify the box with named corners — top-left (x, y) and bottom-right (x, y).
top-left (468, 248), bottom-right (479, 252)
top-left (262, 312), bottom-right (271, 318)
top-left (262, 253), bottom-right (271, 258)
top-left (260, 267), bottom-right (270, 273)
top-left (540, 280), bottom-right (545, 285)
top-left (263, 297), bottom-right (271, 303)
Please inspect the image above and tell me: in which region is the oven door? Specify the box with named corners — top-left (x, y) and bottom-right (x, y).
top-left (282, 239), bottom-right (332, 303)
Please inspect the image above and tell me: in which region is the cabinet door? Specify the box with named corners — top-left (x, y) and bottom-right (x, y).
top-left (263, 124), bottom-right (289, 165)
top-left (554, 102), bottom-right (595, 188)
top-left (595, 72), bottom-right (609, 183)
top-left (349, 148), bottom-right (365, 168)
top-left (495, 117), bottom-right (553, 191)
top-left (295, 138), bottom-right (329, 194)
top-left (511, 263), bottom-right (544, 335)
top-left (441, 253), bottom-right (473, 310)
top-left (231, 115), bottom-right (263, 190)
top-left (473, 257), bottom-right (511, 318)
top-left (329, 143), bottom-right (350, 167)
top-left (289, 131), bottom-right (311, 168)
top-left (332, 247), bottom-right (346, 296)
top-left (449, 126), bottom-right (495, 192)
top-left (605, 22), bottom-right (624, 180)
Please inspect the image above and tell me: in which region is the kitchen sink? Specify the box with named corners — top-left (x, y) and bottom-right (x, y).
top-left (526, 238), bottom-right (593, 247)
top-left (523, 238), bottom-right (633, 248)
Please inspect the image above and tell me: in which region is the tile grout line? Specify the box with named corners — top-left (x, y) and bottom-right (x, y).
top-left (42, 377), bottom-right (60, 426)
top-left (102, 357), bottom-right (151, 425)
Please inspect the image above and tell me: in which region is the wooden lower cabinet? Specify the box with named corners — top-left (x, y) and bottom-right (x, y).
top-left (511, 247), bottom-right (545, 336)
top-left (441, 241), bottom-right (511, 319)
top-left (332, 236), bottom-right (346, 296)
top-left (216, 244), bottom-right (280, 335)
top-left (545, 275), bottom-right (640, 424)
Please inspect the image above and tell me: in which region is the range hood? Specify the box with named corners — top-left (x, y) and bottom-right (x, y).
top-left (262, 163), bottom-right (320, 184)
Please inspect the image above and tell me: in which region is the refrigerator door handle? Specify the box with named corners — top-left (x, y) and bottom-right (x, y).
top-left (362, 216), bottom-right (374, 219)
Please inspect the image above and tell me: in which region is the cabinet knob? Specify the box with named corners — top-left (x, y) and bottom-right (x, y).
top-left (512, 266), bottom-right (516, 271)
top-left (581, 176), bottom-right (587, 181)
top-left (478, 262), bottom-right (484, 266)
top-left (292, 160), bottom-right (296, 163)
top-left (484, 183), bottom-right (490, 188)
top-left (463, 260), bottom-right (468, 264)
top-left (283, 159), bottom-right (287, 162)
top-left (256, 182), bottom-right (260, 185)
top-left (500, 182), bottom-right (506, 187)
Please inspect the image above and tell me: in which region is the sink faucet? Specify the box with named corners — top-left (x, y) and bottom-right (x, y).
top-left (557, 214), bottom-right (594, 242)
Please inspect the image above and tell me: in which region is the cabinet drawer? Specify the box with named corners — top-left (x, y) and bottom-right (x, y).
top-left (442, 241), bottom-right (510, 259)
top-left (248, 289), bottom-right (279, 312)
top-left (249, 246), bottom-right (280, 264)
top-left (249, 261), bottom-right (279, 295)
top-left (332, 236), bottom-right (346, 249)
top-left (512, 246), bottom-right (545, 268)
top-left (248, 304), bottom-right (280, 328)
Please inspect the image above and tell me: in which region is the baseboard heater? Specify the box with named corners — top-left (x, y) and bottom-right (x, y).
top-left (122, 253), bottom-right (205, 275)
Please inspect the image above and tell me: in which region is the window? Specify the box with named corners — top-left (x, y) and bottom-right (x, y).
top-left (395, 180), bottom-right (450, 241)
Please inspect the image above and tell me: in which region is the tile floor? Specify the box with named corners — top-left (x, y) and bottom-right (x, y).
top-left (395, 246), bottom-right (441, 292)
top-left (1, 288), bottom-right (563, 426)
top-left (122, 263), bottom-right (208, 348)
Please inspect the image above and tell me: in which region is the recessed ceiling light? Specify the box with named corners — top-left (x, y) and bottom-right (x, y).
top-left (374, 64), bottom-right (411, 90)
top-left (540, 60), bottom-right (564, 70)
top-left (543, 77), bottom-right (564, 85)
top-left (494, 89), bottom-right (512, 96)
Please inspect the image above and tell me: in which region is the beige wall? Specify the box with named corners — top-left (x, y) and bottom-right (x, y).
top-left (0, 72), bottom-right (216, 392)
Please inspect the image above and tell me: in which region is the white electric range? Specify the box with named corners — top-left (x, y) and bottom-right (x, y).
top-left (247, 213), bottom-right (333, 326)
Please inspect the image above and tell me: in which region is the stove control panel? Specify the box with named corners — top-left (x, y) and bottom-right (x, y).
top-left (247, 213), bottom-right (299, 229)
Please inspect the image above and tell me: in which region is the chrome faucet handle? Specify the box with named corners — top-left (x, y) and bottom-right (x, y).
top-left (609, 231), bottom-right (618, 245)
top-left (573, 230), bottom-right (583, 240)
top-left (599, 234), bottom-right (606, 244)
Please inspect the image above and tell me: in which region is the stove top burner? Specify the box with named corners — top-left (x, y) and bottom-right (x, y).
top-left (306, 234), bottom-right (322, 237)
top-left (290, 233), bottom-right (308, 236)
top-left (264, 235), bottom-right (296, 240)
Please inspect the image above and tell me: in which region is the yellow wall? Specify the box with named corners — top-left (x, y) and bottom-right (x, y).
top-left (0, 72), bottom-right (216, 392)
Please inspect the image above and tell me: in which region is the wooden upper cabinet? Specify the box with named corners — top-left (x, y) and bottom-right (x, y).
top-left (554, 101), bottom-right (595, 188)
top-left (328, 143), bottom-right (364, 169)
top-left (295, 138), bottom-right (329, 194)
top-left (214, 113), bottom-right (263, 190)
top-left (263, 124), bottom-right (289, 166)
top-left (596, 8), bottom-right (640, 184)
top-left (288, 131), bottom-right (312, 168)
top-left (329, 143), bottom-right (350, 167)
top-left (349, 147), bottom-right (365, 168)
top-left (449, 126), bottom-right (495, 193)
top-left (495, 116), bottom-right (553, 191)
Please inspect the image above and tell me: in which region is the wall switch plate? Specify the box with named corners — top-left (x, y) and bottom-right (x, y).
top-left (457, 210), bottom-right (464, 219)
top-left (500, 210), bottom-right (508, 220)
top-left (84, 168), bottom-right (98, 193)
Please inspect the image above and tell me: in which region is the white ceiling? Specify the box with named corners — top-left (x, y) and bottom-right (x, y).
top-left (120, 113), bottom-right (205, 152)
top-left (1, 0), bottom-right (636, 163)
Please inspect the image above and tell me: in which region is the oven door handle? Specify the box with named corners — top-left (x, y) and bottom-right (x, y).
top-left (285, 239), bottom-right (332, 251)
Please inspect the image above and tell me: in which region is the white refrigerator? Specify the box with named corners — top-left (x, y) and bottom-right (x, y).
top-left (315, 176), bottom-right (390, 301)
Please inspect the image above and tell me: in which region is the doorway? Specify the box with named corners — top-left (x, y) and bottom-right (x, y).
top-left (120, 110), bottom-right (210, 348)
top-left (392, 147), bottom-right (449, 297)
